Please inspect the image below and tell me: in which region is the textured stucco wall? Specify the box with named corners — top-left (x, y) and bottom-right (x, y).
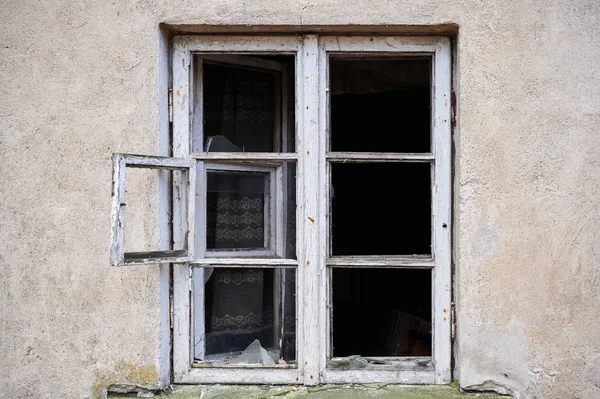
top-left (1, 1), bottom-right (599, 398)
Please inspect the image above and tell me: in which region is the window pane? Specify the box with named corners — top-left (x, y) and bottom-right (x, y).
top-left (194, 267), bottom-right (296, 366)
top-left (207, 171), bottom-right (268, 250)
top-left (332, 268), bottom-right (431, 357)
top-left (330, 58), bottom-right (431, 153)
top-left (331, 163), bottom-right (431, 256)
top-left (192, 55), bottom-right (296, 153)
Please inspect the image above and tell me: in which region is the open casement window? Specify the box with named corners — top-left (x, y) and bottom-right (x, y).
top-left (110, 154), bottom-right (195, 266)
top-left (163, 34), bottom-right (449, 385)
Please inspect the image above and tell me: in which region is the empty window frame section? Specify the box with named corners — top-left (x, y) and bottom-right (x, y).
top-left (110, 154), bottom-right (195, 266)
top-left (322, 35), bottom-right (451, 385)
top-left (327, 57), bottom-right (435, 371)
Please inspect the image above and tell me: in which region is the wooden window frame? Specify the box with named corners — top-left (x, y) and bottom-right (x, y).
top-left (137, 34), bottom-right (451, 385)
top-left (110, 154), bottom-right (196, 266)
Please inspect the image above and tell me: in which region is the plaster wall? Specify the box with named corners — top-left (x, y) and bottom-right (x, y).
top-left (1, 0), bottom-right (599, 398)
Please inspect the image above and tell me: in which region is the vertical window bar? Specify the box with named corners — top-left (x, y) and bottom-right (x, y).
top-left (432, 37), bottom-right (452, 384)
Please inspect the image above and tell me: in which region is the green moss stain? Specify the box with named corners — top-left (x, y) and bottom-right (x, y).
top-left (92, 361), bottom-right (159, 399)
top-left (110, 384), bottom-right (508, 399)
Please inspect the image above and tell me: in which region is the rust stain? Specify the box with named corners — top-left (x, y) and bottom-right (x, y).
top-left (308, 216), bottom-right (315, 223)
top-left (176, 89), bottom-right (181, 97)
top-left (306, 260), bottom-right (310, 266)
top-left (443, 308), bottom-right (448, 313)
top-left (443, 317), bottom-right (447, 321)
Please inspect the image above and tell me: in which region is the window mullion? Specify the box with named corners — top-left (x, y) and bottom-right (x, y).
top-left (297, 34), bottom-right (324, 385)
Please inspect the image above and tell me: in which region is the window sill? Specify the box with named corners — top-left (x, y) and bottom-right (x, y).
top-left (109, 383), bottom-right (508, 398)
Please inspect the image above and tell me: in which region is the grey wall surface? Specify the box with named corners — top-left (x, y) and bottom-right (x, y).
top-left (1, 1), bottom-right (599, 398)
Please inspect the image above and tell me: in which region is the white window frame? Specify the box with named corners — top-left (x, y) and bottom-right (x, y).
top-left (110, 154), bottom-right (196, 266)
top-left (157, 34), bottom-right (449, 385)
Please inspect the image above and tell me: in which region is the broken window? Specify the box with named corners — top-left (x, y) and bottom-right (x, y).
top-left (328, 58), bottom-right (434, 363)
top-left (190, 54), bottom-right (297, 369)
top-left (111, 34), bottom-right (451, 385)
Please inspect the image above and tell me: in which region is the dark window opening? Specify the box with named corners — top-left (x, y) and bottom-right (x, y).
top-left (330, 58), bottom-right (431, 153)
top-left (332, 268), bottom-right (431, 357)
top-left (331, 163), bottom-right (431, 256)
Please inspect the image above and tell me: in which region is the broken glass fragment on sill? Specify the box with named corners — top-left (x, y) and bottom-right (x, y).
top-left (329, 355), bottom-right (391, 368)
top-left (235, 339), bottom-right (277, 366)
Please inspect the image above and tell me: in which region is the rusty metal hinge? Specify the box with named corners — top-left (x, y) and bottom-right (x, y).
top-left (169, 295), bottom-right (174, 330)
top-left (451, 301), bottom-right (456, 340)
top-left (168, 89), bottom-right (173, 123)
top-left (451, 91), bottom-right (456, 129)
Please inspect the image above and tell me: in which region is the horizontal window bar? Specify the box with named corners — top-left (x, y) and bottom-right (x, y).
top-left (192, 152), bottom-right (297, 162)
top-left (191, 258), bottom-right (298, 268)
top-left (321, 36), bottom-right (439, 53)
top-left (192, 363), bottom-right (296, 369)
top-left (124, 250), bottom-right (191, 265)
top-left (322, 368), bottom-right (435, 384)
top-left (119, 154), bottom-right (192, 169)
top-left (201, 54), bottom-right (285, 71)
top-left (326, 152), bottom-right (434, 163)
top-left (182, 367), bottom-right (298, 384)
top-left (176, 35), bottom-right (302, 53)
top-left (328, 356), bottom-right (432, 370)
top-left (327, 256), bottom-right (434, 268)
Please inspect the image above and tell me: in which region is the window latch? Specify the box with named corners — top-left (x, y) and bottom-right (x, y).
top-left (169, 89), bottom-right (173, 123)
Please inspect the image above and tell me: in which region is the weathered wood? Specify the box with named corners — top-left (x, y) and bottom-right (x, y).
top-left (193, 161), bottom-right (207, 361)
top-left (326, 152), bottom-right (434, 163)
top-left (110, 154), bottom-right (195, 267)
top-left (121, 153), bottom-right (192, 169)
top-left (169, 34), bottom-right (452, 386)
top-left (201, 54), bottom-right (285, 71)
top-left (172, 37), bottom-right (193, 382)
top-left (110, 154), bottom-right (126, 266)
top-left (125, 250), bottom-right (188, 260)
top-left (192, 152), bottom-right (297, 162)
top-left (321, 35), bottom-right (452, 385)
top-left (182, 367), bottom-right (298, 384)
top-left (432, 37), bottom-right (452, 385)
top-left (191, 258), bottom-right (298, 267)
top-left (192, 362), bottom-right (296, 369)
top-left (321, 35), bottom-right (439, 54)
top-left (328, 356), bottom-right (432, 370)
top-left (317, 38), bottom-right (331, 374)
top-left (327, 256), bottom-right (434, 268)
top-left (174, 35), bottom-right (302, 53)
top-left (298, 35), bottom-right (323, 386)
top-left (322, 368), bottom-right (435, 384)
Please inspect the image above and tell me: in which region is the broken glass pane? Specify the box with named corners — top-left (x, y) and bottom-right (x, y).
top-left (192, 54), bottom-right (296, 153)
top-left (330, 163), bottom-right (431, 256)
top-left (332, 268), bottom-right (431, 358)
top-left (194, 267), bottom-right (296, 366)
top-left (329, 58), bottom-right (431, 153)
